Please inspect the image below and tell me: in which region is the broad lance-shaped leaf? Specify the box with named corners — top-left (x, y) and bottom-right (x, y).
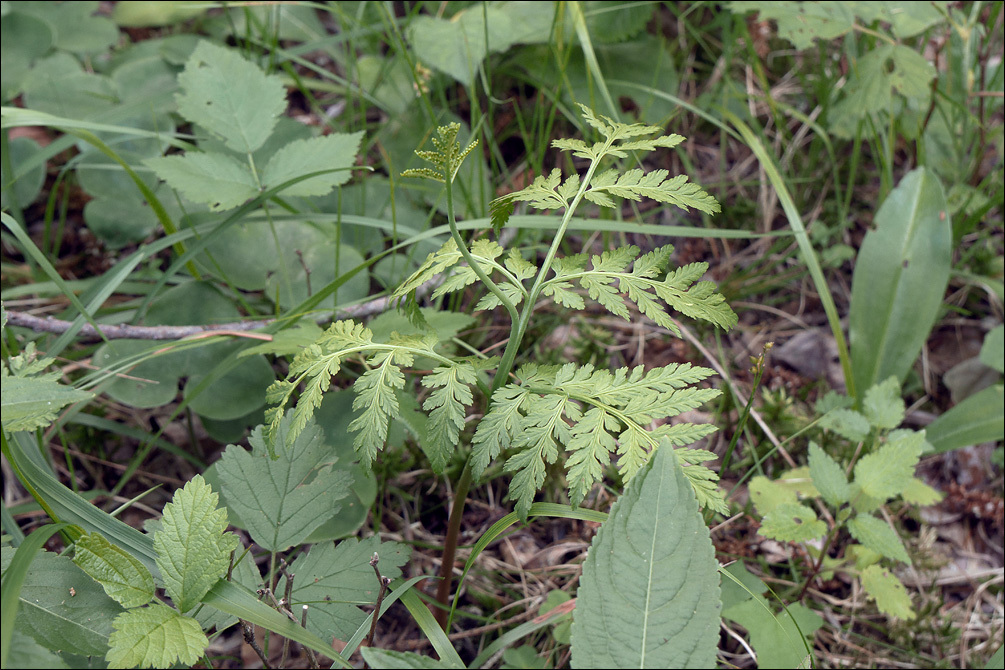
top-left (849, 168), bottom-right (950, 397)
top-left (153, 475), bottom-right (239, 613)
top-left (106, 603), bottom-right (207, 669)
top-left (1, 547), bottom-right (122, 656)
top-left (571, 443), bottom-right (720, 668)
top-left (73, 532), bottom-right (155, 609)
top-left (281, 536), bottom-right (410, 642)
top-left (216, 412), bottom-right (352, 552)
top-left (175, 40), bottom-right (285, 154)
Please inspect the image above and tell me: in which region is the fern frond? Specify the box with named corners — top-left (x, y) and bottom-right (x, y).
top-left (348, 350), bottom-right (406, 470)
top-left (542, 244), bottom-right (738, 334)
top-left (565, 407), bottom-right (619, 506)
top-left (472, 385), bottom-right (530, 477)
top-left (421, 363), bottom-right (477, 473)
top-left (586, 169), bottom-right (720, 215)
top-left (401, 122), bottom-right (479, 184)
top-left (393, 239), bottom-right (463, 301)
top-left (503, 393), bottom-right (572, 520)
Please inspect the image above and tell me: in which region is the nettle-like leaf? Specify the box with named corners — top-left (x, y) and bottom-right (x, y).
top-left (473, 362), bottom-right (725, 519)
top-left (153, 475), bottom-right (239, 614)
top-left (758, 503), bottom-right (827, 543)
top-left (542, 245), bottom-right (736, 335)
top-left (863, 376), bottom-right (905, 430)
top-left (808, 442), bottom-right (849, 507)
top-left (282, 536), bottom-right (410, 642)
top-left (175, 40), bottom-right (285, 154)
top-left (853, 429), bottom-right (924, 502)
top-left (106, 602), bottom-right (207, 669)
top-left (216, 412), bottom-right (353, 552)
top-left (860, 564), bottom-right (915, 620)
top-left (847, 514), bottom-right (911, 565)
top-left (73, 533), bottom-right (155, 609)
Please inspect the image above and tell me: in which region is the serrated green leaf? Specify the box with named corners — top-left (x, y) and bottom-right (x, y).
top-left (728, 2), bottom-right (854, 49)
top-left (808, 442), bottom-right (849, 507)
top-left (853, 430), bottom-right (923, 501)
top-left (421, 364), bottom-right (477, 473)
top-left (565, 407), bottom-right (619, 506)
top-left (2, 547), bottom-right (122, 657)
top-left (723, 595), bottom-right (822, 670)
top-left (106, 603), bottom-right (207, 669)
top-left (848, 515), bottom-right (910, 564)
top-left (0, 372), bottom-right (93, 433)
top-left (748, 476), bottom-right (797, 517)
top-left (154, 475), bottom-right (239, 613)
top-left (860, 564), bottom-right (915, 620)
top-left (901, 477), bottom-right (943, 506)
top-left (176, 40), bottom-right (285, 153)
top-left (863, 377), bottom-right (905, 430)
top-left (587, 168), bottom-right (720, 214)
top-left (282, 536), bottom-right (410, 642)
top-left (505, 394), bottom-right (569, 520)
top-left (216, 413), bottom-right (353, 552)
top-left (759, 503), bottom-right (827, 543)
top-left (261, 131), bottom-right (363, 196)
top-left (145, 153), bottom-right (257, 211)
top-left (73, 533), bottom-right (155, 609)
top-left (571, 444), bottom-right (720, 668)
top-left (472, 385), bottom-right (529, 477)
top-left (819, 407), bottom-right (871, 442)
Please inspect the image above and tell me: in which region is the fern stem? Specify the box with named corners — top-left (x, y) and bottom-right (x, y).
top-left (444, 177), bottom-right (519, 325)
top-left (434, 460), bottom-right (472, 631)
top-left (492, 152), bottom-right (606, 393)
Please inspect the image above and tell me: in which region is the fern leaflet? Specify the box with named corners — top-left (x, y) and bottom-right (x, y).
top-left (421, 363), bottom-right (478, 473)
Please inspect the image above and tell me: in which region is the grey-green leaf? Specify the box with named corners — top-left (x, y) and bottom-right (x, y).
top-left (849, 168), bottom-right (951, 399)
top-left (571, 443), bottom-right (720, 668)
top-left (153, 475), bottom-right (239, 613)
top-left (0, 373), bottom-right (93, 433)
top-left (926, 385), bottom-right (1004, 453)
top-left (2, 547), bottom-right (122, 657)
top-left (175, 40), bottom-right (286, 153)
top-left (216, 413), bottom-right (353, 552)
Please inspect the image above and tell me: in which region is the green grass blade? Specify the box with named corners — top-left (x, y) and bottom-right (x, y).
top-left (723, 112), bottom-right (855, 399)
top-left (398, 587), bottom-right (464, 668)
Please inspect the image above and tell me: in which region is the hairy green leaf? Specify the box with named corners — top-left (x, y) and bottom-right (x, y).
top-left (261, 131), bottom-right (363, 196)
top-left (1, 547), bottom-right (121, 657)
top-left (808, 442), bottom-right (849, 507)
top-left (819, 408), bottom-right (871, 442)
top-left (860, 564), bottom-right (915, 620)
top-left (901, 477), bottom-right (943, 506)
top-left (144, 153), bottom-right (257, 211)
top-left (848, 515), bottom-right (910, 564)
top-left (759, 503), bottom-right (827, 543)
top-left (853, 430), bottom-right (924, 501)
top-left (175, 40), bottom-right (285, 153)
top-left (0, 371), bottom-right (93, 433)
top-left (282, 536), bottom-right (410, 642)
top-left (153, 475), bottom-right (239, 613)
top-left (863, 377), bottom-right (905, 430)
top-left (571, 444), bottom-right (720, 668)
top-left (73, 533), bottom-right (155, 609)
top-left (106, 603), bottom-right (207, 669)
top-left (748, 476), bottom-right (797, 517)
top-left (216, 413), bottom-right (353, 552)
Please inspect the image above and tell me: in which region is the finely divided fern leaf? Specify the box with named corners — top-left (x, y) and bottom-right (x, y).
top-left (473, 363), bottom-right (726, 519)
top-left (544, 244), bottom-right (737, 335)
top-left (422, 363), bottom-right (478, 473)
